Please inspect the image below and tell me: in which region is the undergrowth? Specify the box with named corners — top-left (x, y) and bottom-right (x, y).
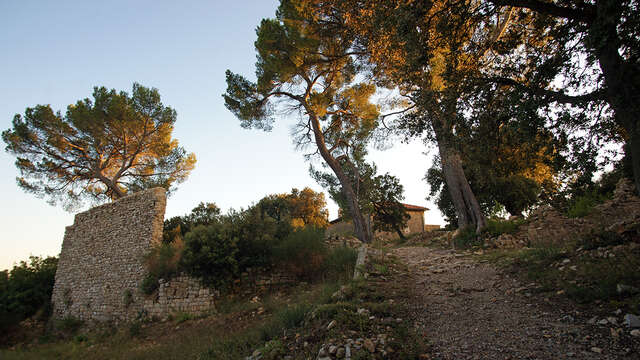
top-left (1, 251), bottom-right (424, 360)
top-left (479, 229), bottom-right (640, 310)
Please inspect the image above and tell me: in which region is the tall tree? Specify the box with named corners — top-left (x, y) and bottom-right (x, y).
top-left (312, 158), bottom-right (410, 240)
top-left (427, 84), bottom-right (569, 224)
top-left (305, 0), bottom-right (511, 231)
top-left (286, 187), bottom-right (330, 228)
top-left (2, 84), bottom-right (196, 210)
top-left (223, 1), bottom-right (379, 243)
top-left (482, 0), bottom-right (640, 194)
top-left (256, 187), bottom-right (329, 229)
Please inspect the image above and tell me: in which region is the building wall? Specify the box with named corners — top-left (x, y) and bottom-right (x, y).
top-left (424, 224), bottom-right (441, 232)
top-left (326, 210), bottom-right (425, 241)
top-left (406, 211), bottom-right (425, 234)
top-left (51, 188), bottom-right (166, 323)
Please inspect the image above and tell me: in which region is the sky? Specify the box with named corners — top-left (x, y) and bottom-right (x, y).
top-left (0, 1), bottom-right (443, 271)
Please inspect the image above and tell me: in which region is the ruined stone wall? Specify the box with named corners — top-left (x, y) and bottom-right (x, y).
top-left (144, 275), bottom-right (218, 318)
top-left (51, 188), bottom-right (166, 323)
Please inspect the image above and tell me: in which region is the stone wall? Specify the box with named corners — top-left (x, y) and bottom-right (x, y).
top-left (144, 275), bottom-right (218, 318)
top-left (51, 188), bottom-right (166, 323)
top-left (424, 224), bottom-right (441, 232)
top-left (488, 178), bottom-right (640, 249)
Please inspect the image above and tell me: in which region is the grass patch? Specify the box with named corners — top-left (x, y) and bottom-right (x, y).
top-left (54, 317), bottom-right (84, 335)
top-left (1, 252), bottom-right (423, 360)
top-left (484, 218), bottom-right (524, 237)
top-left (479, 233), bottom-right (640, 309)
top-left (453, 226), bottom-right (482, 249)
top-left (566, 191), bottom-right (609, 218)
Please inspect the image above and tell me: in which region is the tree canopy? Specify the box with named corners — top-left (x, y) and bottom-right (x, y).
top-left (223, 0), bottom-right (380, 242)
top-left (2, 83), bottom-right (196, 210)
top-left (312, 156), bottom-right (410, 239)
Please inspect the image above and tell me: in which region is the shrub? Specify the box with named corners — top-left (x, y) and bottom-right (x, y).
top-left (55, 316), bottom-right (84, 334)
top-left (0, 256), bottom-right (58, 333)
top-left (324, 246), bottom-right (358, 281)
top-left (232, 208), bottom-right (290, 270)
top-left (141, 238), bottom-right (184, 294)
top-left (180, 224), bottom-right (239, 286)
top-left (273, 226), bottom-right (327, 280)
top-left (484, 218), bottom-right (524, 237)
top-left (566, 191), bottom-right (609, 218)
top-left (580, 229), bottom-right (626, 250)
top-left (175, 311), bottom-right (195, 324)
top-left (276, 303), bottom-right (311, 328)
top-left (128, 321), bottom-right (142, 337)
top-left (452, 226), bottom-right (481, 248)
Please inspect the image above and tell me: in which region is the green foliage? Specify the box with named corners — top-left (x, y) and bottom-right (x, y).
top-left (274, 226), bottom-right (327, 280)
top-left (141, 240), bottom-right (183, 294)
top-left (163, 188), bottom-right (329, 273)
top-left (2, 83), bottom-right (196, 210)
top-left (224, 0), bottom-right (381, 243)
top-left (128, 321), bottom-right (142, 337)
top-left (163, 202), bottom-right (221, 243)
top-left (0, 255), bottom-right (58, 333)
top-left (232, 205), bottom-right (291, 269)
top-left (55, 317), bottom-right (84, 334)
top-left (312, 159), bottom-right (409, 237)
top-left (123, 289), bottom-right (133, 307)
top-left (175, 312), bottom-right (196, 324)
top-left (323, 246), bottom-right (358, 281)
top-left (180, 224), bottom-right (239, 287)
top-left (276, 303), bottom-right (311, 329)
top-left (484, 218), bottom-right (524, 237)
top-left (566, 191), bottom-right (609, 218)
top-left (72, 334), bottom-right (88, 343)
top-left (580, 229), bottom-right (627, 251)
top-left (452, 227), bottom-right (482, 249)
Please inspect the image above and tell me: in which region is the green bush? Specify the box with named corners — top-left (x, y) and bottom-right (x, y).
top-left (276, 303), bottom-right (311, 328)
top-left (128, 321), bottom-right (142, 337)
top-left (141, 239), bottom-right (183, 294)
top-left (566, 191), bottom-right (609, 218)
top-left (324, 246), bottom-right (358, 281)
top-left (580, 229), bottom-right (626, 250)
top-left (273, 226), bottom-right (327, 280)
top-left (0, 256), bottom-right (58, 333)
top-left (180, 224), bottom-right (239, 286)
top-left (484, 218), bottom-right (524, 237)
top-left (452, 226), bottom-right (481, 248)
top-left (231, 208), bottom-right (290, 270)
top-left (55, 316), bottom-right (84, 334)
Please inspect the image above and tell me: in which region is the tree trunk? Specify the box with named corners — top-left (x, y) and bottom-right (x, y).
top-left (97, 172), bottom-right (125, 199)
top-left (592, 0), bottom-right (640, 195)
top-left (394, 226), bottom-right (406, 240)
top-left (434, 124), bottom-right (487, 232)
top-left (307, 112), bottom-right (372, 243)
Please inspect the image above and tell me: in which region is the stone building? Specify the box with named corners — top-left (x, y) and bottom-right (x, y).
top-left (326, 203), bottom-right (429, 240)
top-left (51, 188), bottom-right (217, 323)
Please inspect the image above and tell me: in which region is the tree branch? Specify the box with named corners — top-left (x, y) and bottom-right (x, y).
top-left (486, 76), bottom-right (605, 104)
top-left (489, 0), bottom-right (595, 23)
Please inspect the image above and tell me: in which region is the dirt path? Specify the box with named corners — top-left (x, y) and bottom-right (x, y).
top-left (391, 246), bottom-right (638, 360)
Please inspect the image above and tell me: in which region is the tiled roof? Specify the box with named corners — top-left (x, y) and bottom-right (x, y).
top-left (402, 203), bottom-right (429, 211)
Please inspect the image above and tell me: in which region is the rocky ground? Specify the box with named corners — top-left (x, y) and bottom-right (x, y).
top-left (393, 246), bottom-right (640, 360)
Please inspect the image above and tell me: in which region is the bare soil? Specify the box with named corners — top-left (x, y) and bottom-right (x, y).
top-left (392, 246), bottom-right (639, 360)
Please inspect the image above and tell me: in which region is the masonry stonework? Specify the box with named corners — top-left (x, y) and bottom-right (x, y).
top-left (51, 188), bottom-right (166, 323)
top-left (144, 275), bottom-right (218, 318)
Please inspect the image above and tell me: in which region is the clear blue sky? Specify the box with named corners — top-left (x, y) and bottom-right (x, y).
top-left (0, 0), bottom-right (442, 271)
